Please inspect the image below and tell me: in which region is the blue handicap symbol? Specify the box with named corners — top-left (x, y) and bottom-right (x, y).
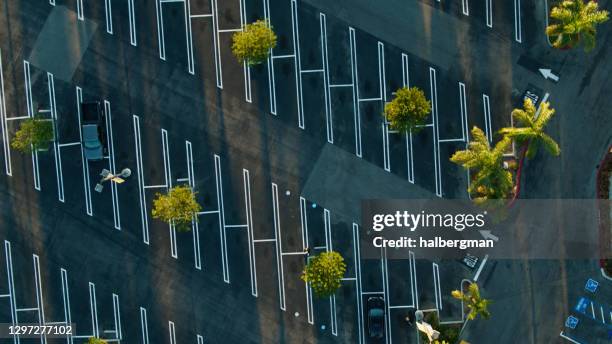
top-left (585, 278), bottom-right (599, 293)
top-left (575, 297), bottom-right (589, 314)
top-left (608, 329), bottom-right (612, 340)
top-left (565, 315), bottom-right (579, 329)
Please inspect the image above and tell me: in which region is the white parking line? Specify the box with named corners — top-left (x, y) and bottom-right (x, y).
top-left (320, 14), bottom-right (333, 144)
top-left (485, 0), bottom-right (493, 28)
top-left (186, 141), bottom-right (202, 270)
top-left (410, 251), bottom-right (417, 308)
top-left (262, 0), bottom-right (279, 115)
top-left (161, 129), bottom-right (177, 258)
top-left (433, 263), bottom-right (442, 310)
top-left (514, 0), bottom-right (522, 43)
top-left (184, 0), bottom-right (194, 74)
top-left (169, 321), bottom-right (176, 344)
top-left (128, 0), bottom-right (137, 46)
top-left (378, 42), bottom-right (390, 172)
top-left (458, 82), bottom-right (468, 141)
top-left (140, 307), bottom-right (149, 344)
top-left (382, 247), bottom-right (391, 344)
top-left (482, 94), bottom-right (492, 142)
top-left (90, 282), bottom-right (99, 338)
top-left (429, 67), bottom-right (442, 197)
top-left (211, 0), bottom-right (222, 88)
top-left (291, 0), bottom-right (305, 129)
top-left (103, 101), bottom-right (121, 230)
top-left (3, 241), bottom-right (17, 344)
top-left (133, 115), bottom-right (149, 243)
top-left (462, 0), bottom-right (469, 16)
top-left (322, 209), bottom-right (338, 336)
top-left (24, 61), bottom-right (41, 191)
top-left (76, 0), bottom-right (84, 20)
top-left (46, 73), bottom-right (66, 203)
top-left (111, 293), bottom-right (122, 340)
top-left (155, 0), bottom-right (166, 60)
top-left (33, 255), bottom-right (46, 344)
top-left (353, 224), bottom-right (364, 344)
top-left (300, 197), bottom-right (314, 324)
top-left (348, 28), bottom-right (362, 157)
top-left (0, 49), bottom-right (10, 176)
top-left (400, 54), bottom-right (415, 184)
top-left (214, 154), bottom-right (229, 283)
top-left (105, 0), bottom-right (113, 34)
top-left (60, 268), bottom-right (72, 344)
top-left (74, 87), bottom-right (93, 217)
top-left (272, 183), bottom-right (286, 311)
top-left (243, 169), bottom-right (257, 296)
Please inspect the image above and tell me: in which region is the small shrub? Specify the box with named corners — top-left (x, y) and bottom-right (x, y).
top-left (301, 251), bottom-right (346, 297)
top-left (231, 20), bottom-right (277, 65)
top-left (11, 116), bottom-right (54, 153)
top-left (152, 185), bottom-right (202, 231)
top-left (384, 87), bottom-right (431, 133)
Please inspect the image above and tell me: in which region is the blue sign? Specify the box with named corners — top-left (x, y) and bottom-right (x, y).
top-left (565, 316), bottom-right (579, 329)
top-left (585, 278), bottom-right (599, 293)
top-left (575, 297), bottom-right (589, 314)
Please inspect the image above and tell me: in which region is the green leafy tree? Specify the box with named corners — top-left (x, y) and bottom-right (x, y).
top-left (384, 87), bottom-right (431, 133)
top-left (301, 251), bottom-right (346, 297)
top-left (452, 282), bottom-right (491, 321)
top-left (232, 20), bottom-right (277, 65)
top-left (11, 116), bottom-right (54, 153)
top-left (546, 0), bottom-right (609, 52)
top-left (499, 99), bottom-right (560, 160)
top-left (86, 338), bottom-right (108, 344)
top-left (152, 185), bottom-right (202, 231)
top-left (450, 127), bottom-right (513, 206)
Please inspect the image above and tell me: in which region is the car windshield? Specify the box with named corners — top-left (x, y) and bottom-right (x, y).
top-left (369, 308), bottom-right (384, 317)
top-left (82, 125), bottom-right (99, 142)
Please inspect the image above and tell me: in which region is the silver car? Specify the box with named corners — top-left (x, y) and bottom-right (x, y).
top-left (80, 102), bottom-right (106, 161)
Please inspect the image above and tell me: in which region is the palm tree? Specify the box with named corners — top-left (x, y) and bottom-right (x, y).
top-left (451, 282), bottom-right (491, 321)
top-left (546, 0), bottom-right (609, 52)
top-left (499, 99), bottom-right (560, 160)
top-left (451, 127), bottom-right (513, 205)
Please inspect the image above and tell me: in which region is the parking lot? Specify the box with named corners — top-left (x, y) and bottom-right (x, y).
top-left (0, 0), bottom-right (593, 343)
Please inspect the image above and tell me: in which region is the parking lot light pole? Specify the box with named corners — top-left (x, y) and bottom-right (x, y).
top-left (95, 168), bottom-right (131, 192)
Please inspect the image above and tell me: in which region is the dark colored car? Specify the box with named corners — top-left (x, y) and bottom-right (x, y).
top-left (367, 296), bottom-right (385, 339)
top-left (80, 101), bottom-right (106, 161)
top-left (460, 253), bottom-right (479, 269)
top-left (522, 83), bottom-right (544, 108)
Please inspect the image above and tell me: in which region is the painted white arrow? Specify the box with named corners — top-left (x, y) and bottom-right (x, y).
top-left (479, 230), bottom-right (499, 242)
top-left (539, 68), bottom-right (559, 82)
